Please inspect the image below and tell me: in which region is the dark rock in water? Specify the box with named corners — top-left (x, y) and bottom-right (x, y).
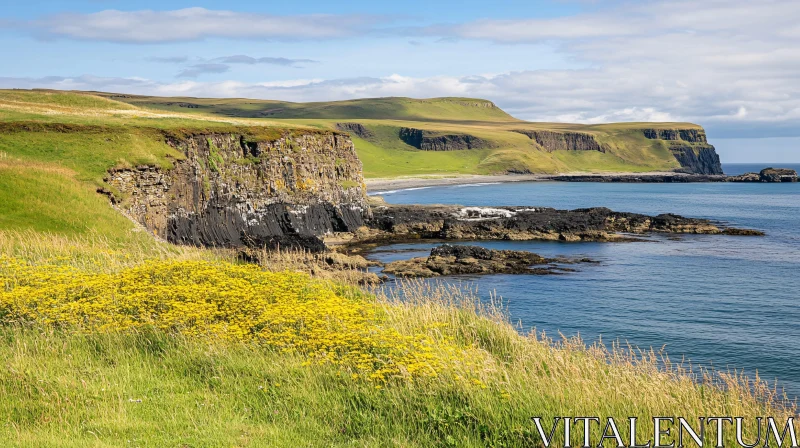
top-left (335, 122), bottom-right (373, 139)
top-left (727, 168), bottom-right (798, 183)
top-left (382, 244), bottom-right (588, 278)
top-left (726, 172), bottom-right (761, 182)
top-left (720, 228), bottom-right (766, 236)
top-left (759, 167), bottom-right (798, 182)
top-left (355, 204), bottom-right (764, 246)
top-left (398, 127), bottom-right (489, 151)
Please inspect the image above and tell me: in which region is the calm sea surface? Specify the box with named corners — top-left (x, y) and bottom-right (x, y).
top-left (370, 163), bottom-right (800, 399)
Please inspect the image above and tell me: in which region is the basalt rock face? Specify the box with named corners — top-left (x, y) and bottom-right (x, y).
top-left (399, 127), bottom-right (489, 151)
top-left (103, 131), bottom-right (369, 251)
top-left (668, 145), bottom-right (723, 175)
top-left (512, 130), bottom-right (606, 153)
top-left (359, 205), bottom-right (762, 245)
top-left (643, 128), bottom-right (723, 175)
top-left (335, 122), bottom-right (373, 139)
top-left (643, 129), bottom-right (707, 142)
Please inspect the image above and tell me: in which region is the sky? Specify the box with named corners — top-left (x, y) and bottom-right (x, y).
top-left (1, 0), bottom-right (799, 162)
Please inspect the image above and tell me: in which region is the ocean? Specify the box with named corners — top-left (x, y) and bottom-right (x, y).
top-left (370, 166), bottom-right (800, 399)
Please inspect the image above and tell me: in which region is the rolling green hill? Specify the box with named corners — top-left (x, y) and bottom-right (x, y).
top-left (0, 89), bottom-right (304, 241)
top-left (0, 89), bottom-right (716, 239)
top-left (93, 93), bottom-right (516, 123)
top-left (95, 91), bottom-right (714, 178)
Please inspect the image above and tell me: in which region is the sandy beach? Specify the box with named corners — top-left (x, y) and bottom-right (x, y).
top-left (365, 172), bottom-right (683, 193)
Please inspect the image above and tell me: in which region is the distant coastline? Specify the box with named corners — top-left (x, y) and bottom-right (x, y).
top-left (366, 166), bottom-right (800, 193)
top-left (367, 171), bottom-right (703, 193)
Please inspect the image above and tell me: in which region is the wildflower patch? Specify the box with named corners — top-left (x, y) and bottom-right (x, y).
top-left (0, 257), bottom-right (476, 383)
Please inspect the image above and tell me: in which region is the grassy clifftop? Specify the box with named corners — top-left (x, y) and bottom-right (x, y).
top-left (0, 90), bottom-right (313, 241)
top-left (98, 91), bottom-right (712, 178)
top-left (104, 93), bottom-right (514, 123)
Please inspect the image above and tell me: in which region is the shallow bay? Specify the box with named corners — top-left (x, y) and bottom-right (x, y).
top-left (373, 170), bottom-right (800, 399)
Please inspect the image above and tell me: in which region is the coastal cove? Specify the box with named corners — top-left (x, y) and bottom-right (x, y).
top-left (370, 174), bottom-right (800, 399)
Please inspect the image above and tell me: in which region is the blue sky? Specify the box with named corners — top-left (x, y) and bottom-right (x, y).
top-left (2, 0), bottom-right (800, 162)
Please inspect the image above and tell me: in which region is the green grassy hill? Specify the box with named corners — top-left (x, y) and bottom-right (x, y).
top-left (0, 89), bottom-right (705, 240)
top-left (0, 89), bottom-right (303, 242)
top-left (96, 91), bottom-right (706, 178)
top-left (94, 93), bottom-right (516, 123)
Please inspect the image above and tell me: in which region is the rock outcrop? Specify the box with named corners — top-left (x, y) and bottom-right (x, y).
top-left (642, 128), bottom-right (723, 175)
top-left (726, 172), bottom-right (761, 182)
top-left (383, 244), bottom-right (591, 278)
top-left (727, 167), bottom-right (798, 182)
top-left (335, 122), bottom-right (373, 139)
top-left (352, 204), bottom-right (763, 247)
top-left (102, 130), bottom-right (369, 251)
top-left (758, 167), bottom-right (798, 182)
top-left (643, 129), bottom-right (706, 142)
top-left (512, 130), bottom-right (607, 153)
top-left (399, 127), bottom-right (489, 151)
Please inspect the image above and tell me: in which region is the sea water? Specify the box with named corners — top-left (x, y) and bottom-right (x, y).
top-left (371, 166), bottom-right (800, 398)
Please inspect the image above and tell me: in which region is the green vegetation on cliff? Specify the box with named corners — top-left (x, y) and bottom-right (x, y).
top-left (99, 91), bottom-right (719, 177)
top-left (0, 90), bottom-right (318, 240)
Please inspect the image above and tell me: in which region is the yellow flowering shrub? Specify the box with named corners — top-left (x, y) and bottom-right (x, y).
top-left (0, 257), bottom-right (470, 382)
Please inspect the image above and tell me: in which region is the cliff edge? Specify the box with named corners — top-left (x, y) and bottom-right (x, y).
top-left (103, 129), bottom-right (369, 251)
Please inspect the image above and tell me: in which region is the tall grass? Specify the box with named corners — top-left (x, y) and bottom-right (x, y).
top-left (0, 236), bottom-right (796, 446)
top-left (0, 229), bottom-right (228, 271)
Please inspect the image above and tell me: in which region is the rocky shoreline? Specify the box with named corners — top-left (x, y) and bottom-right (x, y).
top-left (335, 203), bottom-right (763, 254)
top-left (548, 167), bottom-right (798, 183)
top-left (383, 244), bottom-right (595, 278)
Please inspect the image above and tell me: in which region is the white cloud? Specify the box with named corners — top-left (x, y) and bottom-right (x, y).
top-left (177, 63), bottom-right (230, 78)
top-left (435, 0), bottom-right (800, 43)
top-left (214, 55), bottom-right (318, 66)
top-left (29, 8), bottom-right (376, 43)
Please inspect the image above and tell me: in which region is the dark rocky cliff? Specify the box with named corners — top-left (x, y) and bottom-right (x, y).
top-left (643, 129), bottom-right (706, 142)
top-left (103, 130), bottom-right (368, 250)
top-left (399, 127), bottom-right (489, 151)
top-left (511, 130), bottom-right (607, 153)
top-left (642, 128), bottom-right (723, 175)
top-left (669, 145), bottom-right (723, 175)
top-left (335, 122), bottom-right (373, 139)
